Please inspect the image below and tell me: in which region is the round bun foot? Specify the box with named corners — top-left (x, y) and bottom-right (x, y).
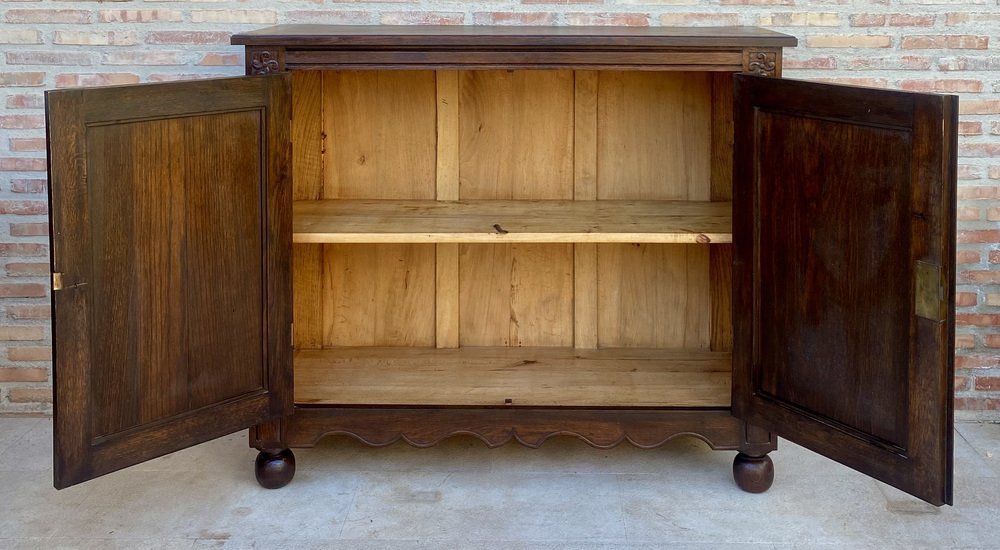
top-left (255, 448), bottom-right (295, 489)
top-left (733, 452), bottom-right (774, 494)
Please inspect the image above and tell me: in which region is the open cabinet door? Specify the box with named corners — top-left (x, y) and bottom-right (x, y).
top-left (46, 75), bottom-right (292, 489)
top-left (732, 75), bottom-right (956, 505)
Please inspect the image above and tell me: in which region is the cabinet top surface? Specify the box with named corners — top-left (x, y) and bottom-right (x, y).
top-left (231, 24), bottom-right (797, 48)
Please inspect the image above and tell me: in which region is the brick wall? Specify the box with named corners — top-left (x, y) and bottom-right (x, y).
top-left (0, 0), bottom-right (997, 419)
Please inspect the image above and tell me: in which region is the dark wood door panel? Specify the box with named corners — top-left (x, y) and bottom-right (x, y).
top-left (47, 75), bottom-right (292, 488)
top-left (733, 75), bottom-right (956, 505)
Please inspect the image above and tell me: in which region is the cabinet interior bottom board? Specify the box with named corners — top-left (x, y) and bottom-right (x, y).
top-left (293, 347), bottom-right (732, 407)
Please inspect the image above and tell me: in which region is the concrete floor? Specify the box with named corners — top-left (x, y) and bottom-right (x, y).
top-left (0, 418), bottom-right (997, 549)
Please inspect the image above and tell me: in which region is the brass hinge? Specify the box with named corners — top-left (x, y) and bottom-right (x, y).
top-left (52, 272), bottom-right (63, 291)
top-left (915, 261), bottom-right (946, 322)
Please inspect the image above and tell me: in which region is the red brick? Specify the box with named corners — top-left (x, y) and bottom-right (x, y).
top-left (816, 77), bottom-right (889, 88)
top-left (957, 250), bottom-right (981, 264)
top-left (958, 165), bottom-right (981, 179)
top-left (956, 355), bottom-right (999, 370)
top-left (0, 158), bottom-right (46, 172)
top-left (0, 30), bottom-right (42, 45)
top-left (0, 326), bottom-right (44, 341)
top-left (146, 31), bottom-right (231, 45)
top-left (5, 262), bottom-right (48, 277)
top-left (197, 53), bottom-right (241, 66)
top-left (939, 56), bottom-right (1000, 72)
top-left (0, 243), bottom-right (47, 257)
top-left (807, 35), bottom-right (892, 48)
top-left (958, 122), bottom-right (983, 136)
top-left (849, 14), bottom-right (885, 27)
top-left (149, 74), bottom-right (232, 83)
top-left (55, 73), bottom-right (140, 88)
top-left (5, 94), bottom-right (43, 110)
top-left (659, 13), bottom-right (741, 26)
top-left (10, 179), bottom-right (45, 194)
top-left (975, 377), bottom-right (1000, 391)
top-left (955, 334), bottom-right (976, 349)
top-left (956, 292), bottom-right (977, 307)
top-left (954, 376), bottom-right (970, 391)
top-left (102, 51), bottom-right (183, 66)
top-left (0, 201), bottom-right (46, 215)
top-left (9, 223), bottom-right (48, 237)
top-left (0, 368), bottom-right (47, 382)
top-left (9, 139), bottom-right (45, 152)
top-left (99, 10), bottom-right (183, 23)
top-left (8, 388), bottom-right (52, 404)
top-left (958, 186), bottom-right (1000, 199)
top-left (960, 144), bottom-right (1000, 158)
top-left (54, 31), bottom-right (137, 46)
top-left (991, 122), bottom-right (1000, 136)
top-left (985, 334), bottom-right (1000, 348)
top-left (988, 209), bottom-right (1000, 222)
top-left (887, 14), bottom-right (936, 26)
top-left (959, 271), bottom-right (1000, 284)
top-left (473, 12), bottom-right (557, 26)
top-left (285, 11), bottom-right (371, 25)
top-left (955, 397), bottom-right (1000, 411)
top-left (991, 167), bottom-right (1000, 180)
top-left (957, 206), bottom-right (981, 220)
top-left (7, 347), bottom-right (50, 362)
top-left (956, 314), bottom-right (1000, 327)
top-left (899, 79), bottom-right (983, 93)
top-left (945, 13), bottom-right (1000, 25)
top-left (0, 284), bottom-right (46, 298)
top-left (191, 10), bottom-right (277, 24)
top-left (902, 35), bottom-right (988, 50)
top-left (989, 250), bottom-right (1000, 263)
top-left (5, 9), bottom-right (91, 24)
top-left (0, 73), bottom-right (45, 87)
top-left (0, 116), bottom-right (44, 130)
top-left (7, 305), bottom-right (50, 320)
top-left (843, 56), bottom-right (931, 70)
top-left (565, 13), bottom-right (649, 26)
top-left (783, 56), bottom-right (837, 70)
top-left (380, 12), bottom-right (465, 25)
top-left (6, 51), bottom-right (94, 66)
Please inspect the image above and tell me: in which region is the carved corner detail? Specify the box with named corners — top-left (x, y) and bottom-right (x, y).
top-left (745, 50), bottom-right (778, 78)
top-left (247, 48), bottom-right (283, 75)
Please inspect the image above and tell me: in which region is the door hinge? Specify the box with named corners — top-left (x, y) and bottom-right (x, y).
top-left (52, 272), bottom-right (63, 291)
top-left (915, 261), bottom-right (946, 322)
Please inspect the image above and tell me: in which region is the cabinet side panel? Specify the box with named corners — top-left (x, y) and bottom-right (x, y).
top-left (323, 243), bottom-right (436, 347)
top-left (458, 70), bottom-right (575, 347)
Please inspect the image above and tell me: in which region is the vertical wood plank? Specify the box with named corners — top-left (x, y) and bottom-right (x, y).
top-left (710, 72), bottom-right (734, 352)
top-left (435, 71), bottom-right (461, 348)
top-left (574, 70), bottom-right (599, 349)
top-left (458, 70), bottom-right (575, 346)
top-left (291, 71), bottom-right (324, 349)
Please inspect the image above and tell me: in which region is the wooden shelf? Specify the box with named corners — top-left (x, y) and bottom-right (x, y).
top-left (293, 200), bottom-right (732, 244)
top-left (294, 347), bottom-right (732, 407)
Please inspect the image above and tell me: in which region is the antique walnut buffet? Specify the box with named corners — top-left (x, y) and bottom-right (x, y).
top-left (45, 25), bottom-right (957, 505)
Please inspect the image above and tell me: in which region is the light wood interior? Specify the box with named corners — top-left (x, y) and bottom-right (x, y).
top-left (290, 69), bottom-right (734, 407)
top-left (295, 347), bottom-right (732, 407)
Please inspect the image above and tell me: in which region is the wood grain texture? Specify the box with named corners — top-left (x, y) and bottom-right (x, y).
top-left (323, 244), bottom-right (435, 347)
top-left (323, 70), bottom-right (437, 199)
top-left (732, 74), bottom-right (956, 506)
top-left (294, 347), bottom-right (731, 407)
top-left (459, 243), bottom-right (574, 347)
top-left (48, 75), bottom-right (290, 489)
top-left (597, 71), bottom-right (711, 201)
top-left (459, 70), bottom-right (573, 200)
top-left (291, 71), bottom-right (324, 349)
top-left (435, 243), bottom-right (459, 348)
top-left (293, 199), bottom-right (732, 243)
top-left (710, 72), bottom-right (734, 352)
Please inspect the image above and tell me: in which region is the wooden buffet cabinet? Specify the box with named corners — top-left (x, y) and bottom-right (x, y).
top-left (46, 25), bottom-right (957, 505)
